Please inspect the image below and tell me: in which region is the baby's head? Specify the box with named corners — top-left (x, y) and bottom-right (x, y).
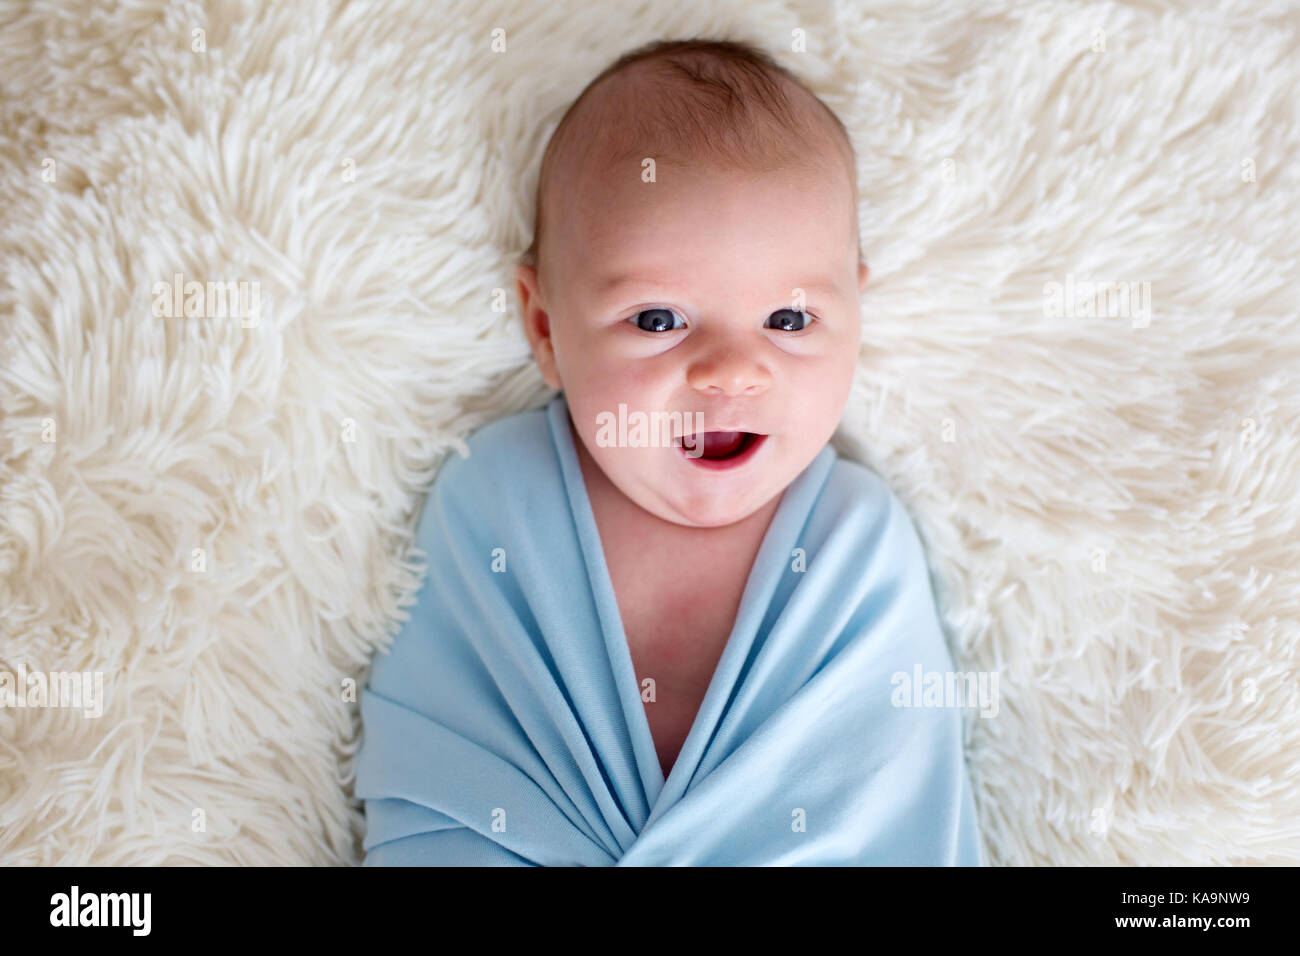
top-left (516, 38), bottom-right (868, 529)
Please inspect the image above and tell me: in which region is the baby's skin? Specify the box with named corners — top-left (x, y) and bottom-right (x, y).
top-left (511, 57), bottom-right (871, 777)
top-left (515, 159), bottom-right (869, 532)
top-left (514, 121), bottom-right (870, 779)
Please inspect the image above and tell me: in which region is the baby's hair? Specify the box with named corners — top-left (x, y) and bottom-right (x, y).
top-left (520, 37), bottom-right (860, 275)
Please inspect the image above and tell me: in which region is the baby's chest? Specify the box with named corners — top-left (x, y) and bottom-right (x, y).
top-left (619, 600), bottom-right (736, 699)
top-left (606, 536), bottom-right (752, 688)
top-left (607, 549), bottom-right (753, 773)
top-left (618, 597), bottom-right (736, 777)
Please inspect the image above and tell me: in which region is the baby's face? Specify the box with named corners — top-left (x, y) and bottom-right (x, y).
top-left (519, 159), bottom-right (867, 529)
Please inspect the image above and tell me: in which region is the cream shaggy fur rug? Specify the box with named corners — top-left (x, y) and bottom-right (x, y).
top-left (2, 0), bottom-right (1297, 865)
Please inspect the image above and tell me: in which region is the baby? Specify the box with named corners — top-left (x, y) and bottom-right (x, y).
top-left (515, 38), bottom-right (868, 782)
top-left (355, 38), bottom-right (983, 866)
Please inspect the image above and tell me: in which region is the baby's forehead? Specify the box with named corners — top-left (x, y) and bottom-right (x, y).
top-left (530, 52), bottom-right (861, 279)
top-left (557, 167), bottom-right (858, 307)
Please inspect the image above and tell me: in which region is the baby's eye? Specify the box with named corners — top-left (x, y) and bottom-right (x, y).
top-left (766, 308), bottom-right (810, 332)
top-left (627, 308), bottom-right (685, 333)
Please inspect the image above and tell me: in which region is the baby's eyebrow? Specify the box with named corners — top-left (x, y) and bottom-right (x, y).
top-left (591, 273), bottom-right (844, 302)
top-left (784, 279), bottom-right (845, 299)
top-left (591, 272), bottom-right (659, 298)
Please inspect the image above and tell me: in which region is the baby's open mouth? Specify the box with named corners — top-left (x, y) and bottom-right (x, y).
top-left (676, 431), bottom-right (761, 460)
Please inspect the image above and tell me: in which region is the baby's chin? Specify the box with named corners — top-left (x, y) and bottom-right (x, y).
top-left (663, 498), bottom-right (773, 529)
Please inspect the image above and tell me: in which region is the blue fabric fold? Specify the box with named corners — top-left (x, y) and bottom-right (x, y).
top-left (355, 393), bottom-right (984, 865)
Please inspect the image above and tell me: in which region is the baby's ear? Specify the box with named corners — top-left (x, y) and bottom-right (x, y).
top-left (514, 264), bottom-right (561, 390)
top-left (514, 263), bottom-right (537, 316)
top-left (858, 260), bottom-right (870, 293)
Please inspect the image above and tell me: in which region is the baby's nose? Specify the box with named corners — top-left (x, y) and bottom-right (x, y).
top-left (685, 340), bottom-right (772, 396)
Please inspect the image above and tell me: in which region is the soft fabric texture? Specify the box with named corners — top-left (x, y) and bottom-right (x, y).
top-left (356, 395), bottom-right (984, 865)
top-left (2, 0), bottom-right (1296, 866)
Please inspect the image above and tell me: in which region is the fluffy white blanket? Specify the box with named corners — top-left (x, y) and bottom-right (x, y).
top-left (1, 0), bottom-right (1296, 864)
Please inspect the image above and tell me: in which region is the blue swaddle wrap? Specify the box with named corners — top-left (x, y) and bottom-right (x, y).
top-left (356, 394), bottom-right (984, 865)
